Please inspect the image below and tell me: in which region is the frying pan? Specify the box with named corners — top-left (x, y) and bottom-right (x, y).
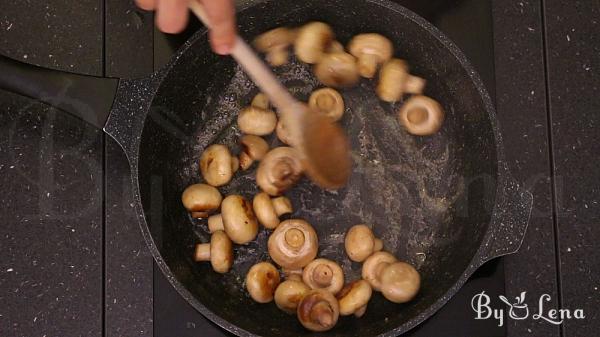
top-left (0, 0), bottom-right (533, 335)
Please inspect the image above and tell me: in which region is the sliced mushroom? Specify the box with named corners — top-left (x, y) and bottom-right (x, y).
top-left (302, 258), bottom-right (344, 294)
top-left (336, 280), bottom-right (372, 317)
top-left (251, 93), bottom-right (270, 110)
top-left (193, 230), bottom-right (233, 273)
top-left (221, 195), bottom-right (259, 244)
top-left (268, 219), bottom-right (318, 269)
top-left (376, 59), bottom-right (427, 102)
top-left (314, 52), bottom-right (360, 88)
top-left (256, 147), bottom-right (304, 196)
top-left (254, 27), bottom-right (296, 66)
top-left (200, 144), bottom-right (236, 187)
top-left (348, 33), bottom-right (394, 78)
top-left (274, 279), bottom-right (311, 314)
top-left (239, 135), bottom-right (270, 170)
top-left (397, 95), bottom-right (444, 136)
top-left (297, 289), bottom-right (339, 332)
top-left (181, 184), bottom-right (222, 217)
top-left (207, 214), bottom-right (224, 233)
top-left (344, 224), bottom-right (383, 262)
top-left (361, 251), bottom-right (397, 291)
top-left (246, 262), bottom-right (281, 303)
top-left (253, 192), bottom-right (293, 229)
top-left (237, 106), bottom-right (278, 136)
top-left (294, 22), bottom-right (334, 64)
top-left (308, 88), bottom-right (345, 122)
top-left (379, 262), bottom-right (421, 303)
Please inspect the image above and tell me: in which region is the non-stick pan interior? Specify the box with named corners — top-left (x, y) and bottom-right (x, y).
top-left (138, 0), bottom-right (498, 336)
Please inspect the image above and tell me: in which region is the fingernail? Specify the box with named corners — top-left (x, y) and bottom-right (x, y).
top-left (214, 43), bottom-right (231, 55)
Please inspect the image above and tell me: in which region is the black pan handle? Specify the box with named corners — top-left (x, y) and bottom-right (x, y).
top-left (0, 54), bottom-right (119, 129)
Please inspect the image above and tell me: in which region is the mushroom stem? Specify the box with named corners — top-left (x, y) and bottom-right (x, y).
top-left (194, 243), bottom-right (211, 261)
top-left (272, 197), bottom-right (293, 216)
top-left (357, 54), bottom-right (379, 78)
top-left (191, 211), bottom-right (209, 219)
top-left (208, 214), bottom-right (224, 233)
top-left (312, 264), bottom-right (334, 288)
top-left (311, 301), bottom-right (334, 327)
top-left (285, 228), bottom-right (305, 248)
top-left (406, 75), bottom-right (426, 94)
top-left (373, 238), bottom-right (383, 252)
top-left (407, 107), bottom-right (428, 124)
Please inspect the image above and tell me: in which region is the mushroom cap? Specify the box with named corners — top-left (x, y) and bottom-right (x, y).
top-left (337, 280), bottom-right (373, 316)
top-left (327, 40), bottom-right (345, 53)
top-left (376, 58), bottom-right (409, 102)
top-left (237, 107), bottom-right (278, 136)
top-left (348, 33), bottom-right (394, 78)
top-left (181, 184), bottom-right (223, 213)
top-left (246, 262), bottom-right (281, 303)
top-left (294, 22), bottom-right (334, 64)
top-left (199, 145), bottom-right (235, 187)
top-left (362, 251), bottom-right (397, 291)
top-left (239, 135), bottom-right (270, 170)
top-left (256, 147), bottom-right (304, 196)
top-left (251, 93), bottom-right (270, 110)
top-left (253, 192), bottom-right (280, 229)
top-left (302, 258), bottom-right (344, 294)
top-left (254, 27), bottom-right (295, 52)
top-left (275, 119), bottom-right (296, 146)
top-left (207, 214), bottom-right (224, 233)
top-left (314, 52), bottom-right (360, 88)
top-left (398, 95), bottom-right (445, 136)
top-left (297, 289), bottom-right (340, 332)
top-left (268, 219), bottom-right (318, 269)
top-left (308, 88), bottom-right (345, 122)
top-left (345, 224), bottom-right (377, 262)
top-left (221, 195), bottom-right (259, 244)
top-left (210, 230), bottom-right (234, 273)
top-left (379, 261), bottom-right (421, 303)
top-left (274, 279), bottom-right (311, 314)
top-left (272, 196), bottom-right (293, 216)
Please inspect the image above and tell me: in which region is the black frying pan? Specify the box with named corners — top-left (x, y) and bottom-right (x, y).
top-left (0, 0), bottom-right (533, 336)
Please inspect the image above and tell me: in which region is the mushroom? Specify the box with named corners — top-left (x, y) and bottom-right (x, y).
top-left (344, 224), bottom-right (383, 262)
top-left (193, 230), bottom-right (233, 273)
top-left (237, 106), bottom-right (278, 136)
top-left (308, 88), bottom-right (345, 122)
top-left (376, 59), bottom-right (427, 102)
top-left (254, 27), bottom-right (296, 66)
top-left (268, 219), bottom-right (318, 269)
top-left (221, 195), bottom-right (259, 244)
top-left (253, 192), bottom-right (293, 229)
top-left (207, 214), bottom-right (224, 233)
top-left (200, 144), bottom-right (237, 187)
top-left (348, 33), bottom-right (394, 78)
top-left (246, 262), bottom-right (281, 303)
top-left (181, 183), bottom-right (222, 218)
top-left (302, 258), bottom-right (344, 294)
top-left (274, 278), bottom-right (310, 314)
top-left (294, 22), bottom-right (334, 64)
top-left (251, 93), bottom-right (270, 110)
top-left (256, 147), bottom-right (304, 196)
top-left (314, 52), bottom-right (360, 88)
top-left (379, 262), bottom-right (421, 303)
top-left (336, 280), bottom-right (372, 317)
top-left (239, 135), bottom-right (270, 170)
top-left (282, 267), bottom-right (304, 281)
top-left (361, 251), bottom-right (397, 291)
top-left (327, 40), bottom-right (345, 53)
top-left (397, 95), bottom-right (444, 136)
top-left (275, 119), bottom-right (296, 146)
top-left (297, 289), bottom-right (340, 332)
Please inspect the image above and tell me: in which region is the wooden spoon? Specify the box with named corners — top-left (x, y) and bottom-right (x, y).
top-left (189, 2), bottom-right (351, 189)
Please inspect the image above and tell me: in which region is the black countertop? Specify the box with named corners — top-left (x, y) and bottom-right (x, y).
top-left (0, 0), bottom-right (598, 336)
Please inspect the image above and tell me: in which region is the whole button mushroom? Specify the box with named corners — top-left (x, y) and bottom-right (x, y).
top-left (397, 95), bottom-right (445, 136)
top-left (275, 119), bottom-right (297, 147)
top-left (253, 192), bottom-right (293, 229)
top-left (268, 219), bottom-right (318, 269)
top-left (221, 195), bottom-right (259, 244)
top-left (379, 261), bottom-right (421, 303)
top-left (239, 135), bottom-right (270, 170)
top-left (314, 52), bottom-right (360, 88)
top-left (254, 27), bottom-right (296, 66)
top-left (361, 251), bottom-right (397, 291)
top-left (200, 144), bottom-right (237, 187)
top-left (336, 280), bottom-right (373, 317)
top-left (302, 258), bottom-right (344, 294)
top-left (193, 230), bottom-right (233, 274)
top-left (237, 106), bottom-right (278, 136)
top-left (376, 59), bottom-right (426, 102)
top-left (348, 33), bottom-right (394, 78)
top-left (274, 278), bottom-right (310, 314)
top-left (308, 88), bottom-right (345, 122)
top-left (294, 22), bottom-right (334, 64)
top-left (251, 92), bottom-right (270, 110)
top-left (256, 147), bottom-right (304, 196)
top-left (246, 262), bottom-right (281, 303)
top-left (181, 183), bottom-right (223, 218)
top-left (344, 224), bottom-right (384, 262)
top-left (207, 214), bottom-right (224, 233)
top-left (297, 289), bottom-right (340, 332)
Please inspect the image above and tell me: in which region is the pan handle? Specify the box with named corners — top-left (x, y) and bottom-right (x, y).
top-left (476, 170), bottom-right (533, 266)
top-left (0, 54), bottom-right (119, 129)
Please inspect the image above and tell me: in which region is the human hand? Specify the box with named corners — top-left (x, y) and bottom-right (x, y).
top-left (135, 0), bottom-right (236, 55)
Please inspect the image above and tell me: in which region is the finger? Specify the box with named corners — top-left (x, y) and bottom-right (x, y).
top-left (135, 0), bottom-right (155, 11)
top-left (200, 0), bottom-right (237, 54)
top-left (156, 0), bottom-right (189, 34)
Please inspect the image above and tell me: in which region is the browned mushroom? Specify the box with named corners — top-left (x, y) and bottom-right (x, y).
top-left (246, 262), bottom-right (281, 303)
top-left (274, 278), bottom-right (311, 314)
top-left (221, 195), bottom-right (259, 244)
top-left (379, 262), bottom-right (421, 303)
top-left (200, 144), bottom-right (237, 187)
top-left (361, 251), bottom-right (397, 291)
top-left (297, 289), bottom-right (340, 332)
top-left (376, 59), bottom-right (426, 102)
top-left (254, 27), bottom-right (296, 66)
top-left (268, 219), bottom-right (318, 269)
top-left (237, 106), bottom-right (278, 136)
top-left (193, 230), bottom-right (233, 273)
top-left (397, 95), bottom-right (444, 136)
top-left (239, 135), bottom-right (270, 170)
top-left (336, 280), bottom-right (372, 317)
top-left (314, 52), bottom-right (360, 88)
top-left (181, 183), bottom-right (222, 218)
top-left (344, 224), bottom-right (383, 262)
top-left (308, 88), bottom-right (345, 122)
top-left (294, 22), bottom-right (334, 64)
top-left (256, 147), bottom-right (304, 196)
top-left (302, 258), bottom-right (344, 294)
top-left (348, 33), bottom-right (394, 78)
top-left (253, 192), bottom-right (293, 229)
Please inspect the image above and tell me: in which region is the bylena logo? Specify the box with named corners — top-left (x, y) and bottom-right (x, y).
top-left (471, 291), bottom-right (585, 327)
